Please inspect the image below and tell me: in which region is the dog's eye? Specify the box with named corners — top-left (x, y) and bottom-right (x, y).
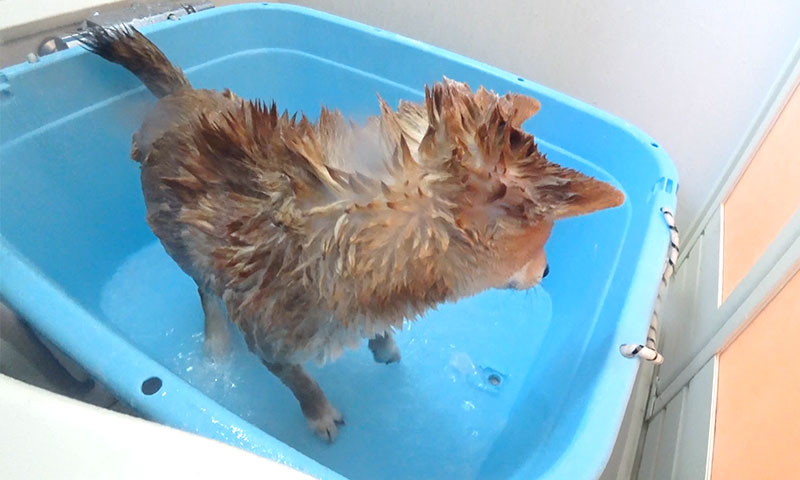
top-left (543, 264), bottom-right (550, 278)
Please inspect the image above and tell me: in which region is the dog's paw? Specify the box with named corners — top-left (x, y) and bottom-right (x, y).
top-left (371, 344), bottom-right (401, 364)
top-left (368, 334), bottom-right (401, 364)
top-left (308, 403), bottom-right (345, 443)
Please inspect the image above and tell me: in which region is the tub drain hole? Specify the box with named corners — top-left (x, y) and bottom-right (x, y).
top-left (141, 376), bottom-right (162, 395)
top-left (487, 374), bottom-right (502, 386)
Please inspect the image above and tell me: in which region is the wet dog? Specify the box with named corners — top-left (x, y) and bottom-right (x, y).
top-left (81, 26), bottom-right (624, 442)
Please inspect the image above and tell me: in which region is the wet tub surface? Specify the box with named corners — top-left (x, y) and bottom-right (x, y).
top-left (0, 4), bottom-right (677, 480)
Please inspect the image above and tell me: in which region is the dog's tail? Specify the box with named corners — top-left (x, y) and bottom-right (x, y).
top-left (79, 25), bottom-right (191, 98)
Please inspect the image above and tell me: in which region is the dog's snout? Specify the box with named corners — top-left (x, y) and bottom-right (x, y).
top-left (543, 264), bottom-right (550, 278)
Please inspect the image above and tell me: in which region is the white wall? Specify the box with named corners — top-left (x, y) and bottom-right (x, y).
top-left (0, 0), bottom-right (122, 39)
top-left (4, 0), bottom-right (800, 230)
top-left (281, 0), bottom-right (800, 232)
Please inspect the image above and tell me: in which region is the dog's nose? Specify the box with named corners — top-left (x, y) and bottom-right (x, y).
top-left (543, 264), bottom-right (550, 278)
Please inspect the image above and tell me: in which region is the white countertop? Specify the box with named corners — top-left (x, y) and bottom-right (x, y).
top-left (0, 374), bottom-right (315, 480)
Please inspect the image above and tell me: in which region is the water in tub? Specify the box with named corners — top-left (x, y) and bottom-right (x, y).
top-left (101, 240), bottom-right (552, 479)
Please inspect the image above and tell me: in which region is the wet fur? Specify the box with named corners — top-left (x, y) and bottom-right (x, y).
top-left (81, 26), bottom-right (624, 441)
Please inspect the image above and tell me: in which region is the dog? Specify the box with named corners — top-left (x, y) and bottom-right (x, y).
top-left (80, 26), bottom-right (624, 442)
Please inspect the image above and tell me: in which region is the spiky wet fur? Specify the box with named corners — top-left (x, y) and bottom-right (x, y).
top-left (81, 26), bottom-right (624, 437)
top-left (140, 85), bottom-right (624, 363)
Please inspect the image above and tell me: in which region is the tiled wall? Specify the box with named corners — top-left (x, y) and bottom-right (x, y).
top-left (712, 272), bottom-right (800, 479)
top-left (722, 84), bottom-right (800, 300)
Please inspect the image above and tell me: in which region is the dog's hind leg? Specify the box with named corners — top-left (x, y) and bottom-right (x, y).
top-left (199, 288), bottom-right (233, 360)
top-left (368, 331), bottom-right (401, 364)
top-left (264, 361), bottom-right (344, 442)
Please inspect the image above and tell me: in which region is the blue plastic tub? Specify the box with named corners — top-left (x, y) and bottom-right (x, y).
top-left (0, 4), bottom-right (677, 479)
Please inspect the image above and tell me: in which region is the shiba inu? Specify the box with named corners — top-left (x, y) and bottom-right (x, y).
top-left (81, 26), bottom-right (623, 442)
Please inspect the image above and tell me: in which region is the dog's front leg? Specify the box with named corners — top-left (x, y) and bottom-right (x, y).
top-left (264, 361), bottom-right (344, 442)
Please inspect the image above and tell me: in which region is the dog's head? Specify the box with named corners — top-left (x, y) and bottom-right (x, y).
top-left (415, 79), bottom-right (625, 293)
top-left (485, 175), bottom-right (624, 291)
top-left (454, 172), bottom-right (623, 293)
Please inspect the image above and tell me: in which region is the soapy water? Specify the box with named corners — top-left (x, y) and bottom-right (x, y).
top-left (101, 241), bottom-right (552, 480)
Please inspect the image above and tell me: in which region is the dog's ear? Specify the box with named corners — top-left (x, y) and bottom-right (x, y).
top-left (473, 88), bottom-right (540, 128)
top-left (550, 170), bottom-right (625, 219)
top-left (506, 93), bottom-right (541, 128)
